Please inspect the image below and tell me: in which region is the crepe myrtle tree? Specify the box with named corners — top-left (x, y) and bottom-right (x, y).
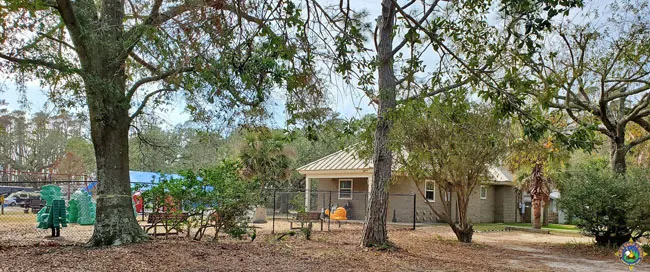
top-left (512, 1), bottom-right (650, 174)
top-left (391, 94), bottom-right (508, 243)
top-left (0, 0), bottom-right (330, 246)
top-left (322, 0), bottom-right (584, 247)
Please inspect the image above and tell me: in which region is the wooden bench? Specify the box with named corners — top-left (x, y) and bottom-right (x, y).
top-left (290, 212), bottom-right (323, 231)
top-left (142, 212), bottom-right (189, 236)
top-left (24, 199), bottom-right (43, 214)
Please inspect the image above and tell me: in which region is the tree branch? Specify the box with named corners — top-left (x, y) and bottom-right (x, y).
top-left (605, 85), bottom-right (650, 102)
top-left (37, 32), bottom-right (76, 50)
top-left (398, 78), bottom-right (471, 104)
top-left (123, 0), bottom-right (267, 60)
top-left (126, 66), bottom-right (194, 100)
top-left (130, 88), bottom-right (173, 120)
top-left (55, 0), bottom-right (89, 63)
top-left (0, 53), bottom-right (78, 73)
top-left (129, 52), bottom-right (159, 74)
top-left (391, 0), bottom-right (439, 56)
top-left (629, 133), bottom-right (650, 148)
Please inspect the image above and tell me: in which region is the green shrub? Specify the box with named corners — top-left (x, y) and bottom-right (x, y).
top-left (556, 162), bottom-right (650, 247)
top-left (144, 160), bottom-right (259, 241)
top-left (300, 222), bottom-right (313, 240)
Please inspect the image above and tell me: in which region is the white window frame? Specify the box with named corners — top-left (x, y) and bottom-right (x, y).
top-left (338, 179), bottom-right (353, 200)
top-left (480, 185), bottom-right (487, 200)
top-left (424, 180), bottom-right (436, 202)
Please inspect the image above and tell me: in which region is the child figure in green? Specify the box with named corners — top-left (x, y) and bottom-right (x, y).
top-left (36, 185), bottom-right (67, 237)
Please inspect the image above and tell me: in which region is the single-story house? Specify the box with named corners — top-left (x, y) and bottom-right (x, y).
top-left (297, 148), bottom-right (520, 224)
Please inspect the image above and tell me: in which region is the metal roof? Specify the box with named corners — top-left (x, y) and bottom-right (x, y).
top-left (297, 148), bottom-right (514, 183)
top-left (297, 149), bottom-right (372, 171)
top-left (488, 166), bottom-right (515, 182)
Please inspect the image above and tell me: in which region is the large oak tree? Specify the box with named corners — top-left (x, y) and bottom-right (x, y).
top-left (513, 1), bottom-right (650, 174)
top-left (0, 0), bottom-right (326, 246)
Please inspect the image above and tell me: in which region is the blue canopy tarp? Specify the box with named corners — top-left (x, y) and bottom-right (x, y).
top-left (85, 171), bottom-right (184, 193)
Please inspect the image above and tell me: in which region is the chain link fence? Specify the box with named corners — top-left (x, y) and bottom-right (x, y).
top-left (0, 181), bottom-right (148, 246)
top-left (1, 183), bottom-right (417, 247)
top-left (262, 190), bottom-right (416, 233)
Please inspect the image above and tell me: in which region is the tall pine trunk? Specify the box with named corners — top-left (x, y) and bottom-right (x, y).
top-left (361, 0), bottom-right (396, 247)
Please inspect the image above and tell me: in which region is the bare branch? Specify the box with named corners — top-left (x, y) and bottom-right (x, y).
top-left (126, 66), bottom-right (194, 100)
top-left (130, 88), bottom-right (172, 120)
top-left (398, 78), bottom-right (471, 104)
top-left (605, 85), bottom-right (650, 102)
top-left (391, 0), bottom-right (440, 56)
top-left (37, 32), bottom-right (76, 50)
top-left (129, 52), bottom-right (159, 74)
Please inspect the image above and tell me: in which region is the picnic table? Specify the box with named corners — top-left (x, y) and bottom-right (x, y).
top-left (142, 212), bottom-right (189, 236)
top-left (289, 211), bottom-right (323, 231)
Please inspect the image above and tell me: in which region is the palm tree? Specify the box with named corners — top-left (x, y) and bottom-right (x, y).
top-left (521, 161), bottom-right (552, 229)
top-left (239, 128), bottom-right (294, 190)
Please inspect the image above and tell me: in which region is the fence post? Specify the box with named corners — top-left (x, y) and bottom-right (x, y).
top-left (412, 194), bottom-right (416, 230)
top-left (364, 192), bottom-right (367, 221)
top-left (328, 191), bottom-right (332, 231)
top-left (272, 189), bottom-right (276, 234)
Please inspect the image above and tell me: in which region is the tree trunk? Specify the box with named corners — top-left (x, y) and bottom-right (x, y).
top-left (532, 197), bottom-right (542, 229)
top-left (361, 0), bottom-right (396, 248)
top-left (609, 138), bottom-right (627, 174)
top-left (85, 79), bottom-right (148, 246)
top-left (452, 224), bottom-right (474, 243)
top-left (542, 201), bottom-right (549, 226)
top-left (451, 193), bottom-right (473, 243)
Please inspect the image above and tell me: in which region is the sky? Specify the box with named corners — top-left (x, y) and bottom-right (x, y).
top-left (0, 0), bottom-right (612, 129)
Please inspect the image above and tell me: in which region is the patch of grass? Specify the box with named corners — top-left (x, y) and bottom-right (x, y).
top-left (0, 212), bottom-right (37, 223)
top-left (473, 223), bottom-right (507, 232)
top-left (507, 222), bottom-right (579, 231)
top-left (473, 222), bottom-right (581, 235)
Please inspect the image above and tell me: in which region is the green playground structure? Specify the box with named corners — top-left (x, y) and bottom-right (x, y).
top-left (67, 189), bottom-right (96, 225)
top-left (36, 185), bottom-right (67, 237)
top-left (35, 186), bottom-right (140, 237)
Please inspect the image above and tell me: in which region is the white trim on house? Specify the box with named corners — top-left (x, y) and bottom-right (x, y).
top-left (338, 179), bottom-right (353, 199)
top-left (425, 180), bottom-right (435, 202)
top-left (480, 185), bottom-right (487, 200)
top-left (299, 170), bottom-right (372, 179)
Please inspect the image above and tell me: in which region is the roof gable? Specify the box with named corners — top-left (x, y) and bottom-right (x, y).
top-left (297, 148), bottom-right (514, 183)
top-left (297, 149), bottom-right (372, 171)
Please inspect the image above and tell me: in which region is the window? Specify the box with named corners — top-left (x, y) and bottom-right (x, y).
top-left (339, 179), bottom-right (352, 199)
top-left (425, 180), bottom-right (435, 202)
top-left (480, 186), bottom-right (488, 200)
